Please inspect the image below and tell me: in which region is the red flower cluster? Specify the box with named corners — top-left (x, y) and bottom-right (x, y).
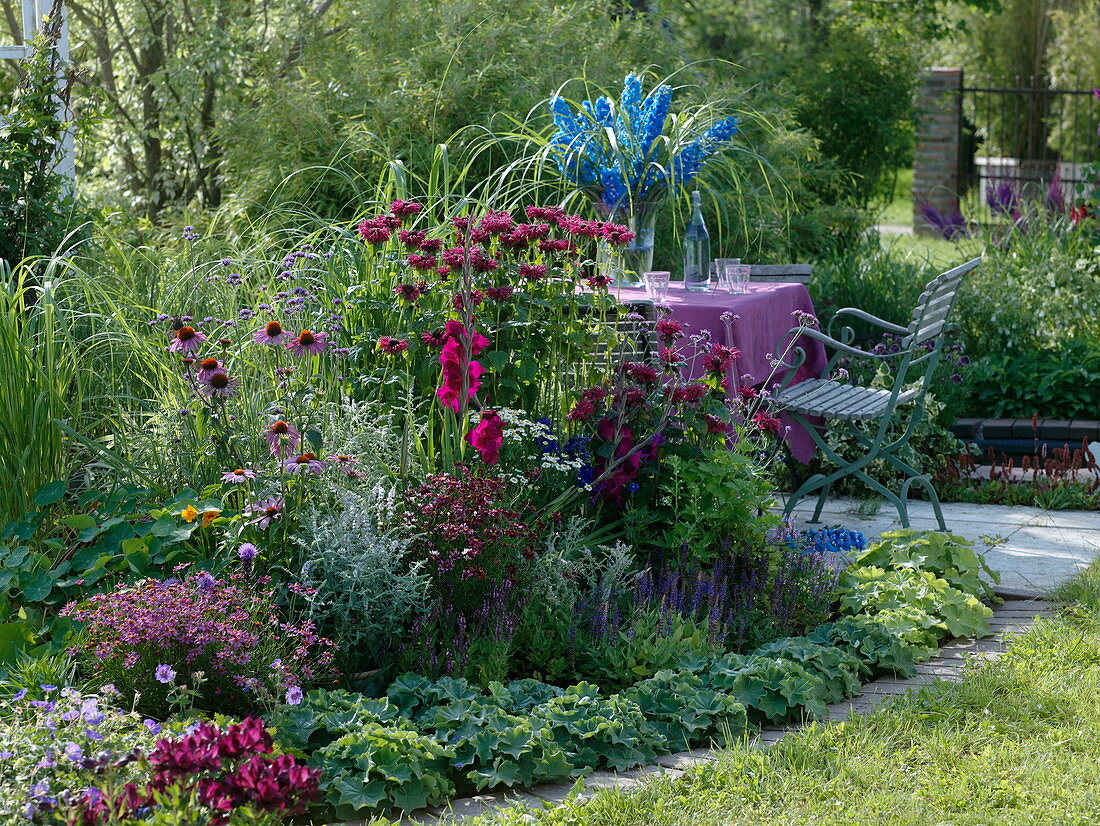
top-left (702, 343), bottom-right (741, 375)
top-left (78, 719), bottom-right (320, 824)
top-left (402, 470), bottom-right (541, 595)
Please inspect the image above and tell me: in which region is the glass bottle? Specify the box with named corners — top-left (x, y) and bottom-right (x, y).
top-left (682, 190), bottom-right (711, 291)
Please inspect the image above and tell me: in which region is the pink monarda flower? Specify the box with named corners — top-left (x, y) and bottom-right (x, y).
top-left (394, 283), bottom-right (424, 302)
top-left (169, 325), bottom-right (206, 353)
top-left (376, 336), bottom-right (409, 355)
top-left (538, 237), bottom-right (573, 254)
top-left (357, 218), bottom-right (392, 245)
top-left (478, 210), bottom-right (515, 235)
top-left (286, 330), bottom-right (328, 357)
top-left (421, 329), bottom-right (448, 349)
top-left (246, 496), bottom-right (284, 529)
top-left (390, 199), bottom-right (424, 217)
top-left (221, 468), bottom-right (257, 484)
top-left (484, 285), bottom-right (514, 301)
top-left (466, 410), bottom-right (505, 465)
top-left (200, 371), bottom-right (240, 398)
top-left (197, 357), bottom-right (223, 382)
top-left (526, 205), bottom-right (566, 222)
top-left (283, 452), bottom-right (326, 474)
top-left (518, 264), bottom-right (547, 281)
top-left (397, 229), bottom-right (427, 248)
top-left (407, 253), bottom-right (437, 271)
top-left (655, 318), bottom-right (685, 340)
top-left (601, 223), bottom-right (636, 246)
top-left (703, 343), bottom-right (740, 375)
top-left (253, 320), bottom-right (293, 346)
top-left (264, 420), bottom-right (301, 457)
top-left (753, 411), bottom-right (782, 436)
top-left (418, 237), bottom-right (444, 253)
top-left (586, 274), bottom-right (613, 291)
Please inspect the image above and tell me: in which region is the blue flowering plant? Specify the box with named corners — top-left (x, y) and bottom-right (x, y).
top-left (545, 73), bottom-right (741, 217)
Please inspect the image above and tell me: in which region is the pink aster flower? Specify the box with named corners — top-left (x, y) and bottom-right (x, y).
top-left (200, 371), bottom-right (240, 398)
top-left (168, 325), bottom-right (207, 353)
top-left (263, 420), bottom-right (301, 457)
top-left (221, 468), bottom-right (257, 484)
top-left (283, 452), bottom-right (326, 474)
top-left (253, 320), bottom-right (293, 346)
top-left (286, 330), bottom-right (329, 357)
top-left (245, 496), bottom-right (284, 529)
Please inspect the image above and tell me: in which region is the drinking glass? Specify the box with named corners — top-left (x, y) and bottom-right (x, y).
top-left (643, 270), bottom-right (670, 300)
top-left (719, 260), bottom-right (750, 293)
top-left (730, 264), bottom-right (752, 293)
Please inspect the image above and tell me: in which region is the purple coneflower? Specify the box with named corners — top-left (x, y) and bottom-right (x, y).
top-left (199, 370), bottom-right (240, 398)
top-left (169, 325), bottom-right (207, 353)
top-left (330, 454), bottom-right (364, 478)
top-left (221, 468), bottom-right (257, 484)
top-left (286, 329), bottom-right (328, 357)
top-left (263, 420), bottom-right (300, 457)
top-left (283, 452), bottom-right (326, 474)
top-left (253, 320), bottom-right (293, 346)
top-left (197, 357), bottom-right (223, 382)
top-left (246, 496), bottom-right (284, 529)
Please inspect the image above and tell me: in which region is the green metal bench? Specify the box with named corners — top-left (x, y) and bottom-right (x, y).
top-left (772, 257), bottom-right (982, 531)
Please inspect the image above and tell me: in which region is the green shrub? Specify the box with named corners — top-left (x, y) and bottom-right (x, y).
top-left (838, 566), bottom-right (994, 639)
top-left (966, 340), bottom-right (1100, 420)
top-left (855, 529), bottom-right (1000, 601)
top-left (752, 637), bottom-right (863, 705)
top-left (957, 217), bottom-right (1100, 358)
top-left (808, 610), bottom-right (940, 677)
top-left (793, 22), bottom-right (920, 205)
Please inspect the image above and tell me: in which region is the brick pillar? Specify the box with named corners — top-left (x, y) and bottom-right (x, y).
top-left (912, 68), bottom-right (963, 235)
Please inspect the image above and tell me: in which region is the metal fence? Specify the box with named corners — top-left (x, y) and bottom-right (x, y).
top-left (958, 78), bottom-right (1099, 215)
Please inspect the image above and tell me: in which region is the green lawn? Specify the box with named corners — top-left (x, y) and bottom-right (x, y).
top-left (476, 563), bottom-right (1100, 826)
top-left (876, 167), bottom-right (915, 228)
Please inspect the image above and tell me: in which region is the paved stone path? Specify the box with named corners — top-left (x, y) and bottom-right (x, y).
top-left (784, 498), bottom-right (1100, 598)
top-left (401, 598), bottom-right (1054, 824)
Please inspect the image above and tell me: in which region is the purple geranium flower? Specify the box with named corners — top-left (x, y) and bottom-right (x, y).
top-left (154, 665), bottom-right (176, 684)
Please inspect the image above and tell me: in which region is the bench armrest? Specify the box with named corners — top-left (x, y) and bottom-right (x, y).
top-left (827, 308), bottom-right (909, 337)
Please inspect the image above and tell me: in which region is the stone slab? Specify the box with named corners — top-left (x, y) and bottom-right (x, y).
top-left (653, 749), bottom-right (717, 769)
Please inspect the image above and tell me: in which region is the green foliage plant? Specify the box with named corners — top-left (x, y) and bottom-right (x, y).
top-left (855, 529), bottom-right (1000, 601)
top-left (838, 566), bottom-right (994, 640)
top-left (751, 637), bottom-right (863, 705)
top-left (704, 652), bottom-right (829, 725)
top-left (623, 669), bottom-right (748, 753)
top-left (648, 445), bottom-right (778, 563)
top-left (807, 610), bottom-right (938, 678)
top-left (313, 720), bottom-right (455, 816)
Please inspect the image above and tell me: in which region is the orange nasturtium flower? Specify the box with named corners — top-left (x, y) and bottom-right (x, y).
top-left (200, 509), bottom-right (221, 528)
top-left (180, 505), bottom-right (199, 523)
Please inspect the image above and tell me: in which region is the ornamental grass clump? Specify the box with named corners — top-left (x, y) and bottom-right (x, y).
top-left (62, 572), bottom-right (335, 717)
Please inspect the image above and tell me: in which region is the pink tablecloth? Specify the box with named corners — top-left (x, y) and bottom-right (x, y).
top-left (614, 283), bottom-right (828, 463)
